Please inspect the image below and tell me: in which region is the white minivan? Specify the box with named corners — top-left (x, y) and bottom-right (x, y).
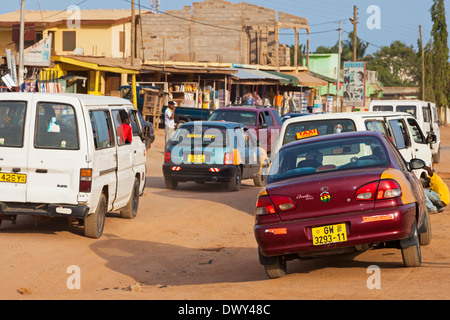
top-left (0, 93), bottom-right (152, 238)
top-left (274, 112), bottom-right (436, 180)
top-left (369, 100), bottom-right (441, 163)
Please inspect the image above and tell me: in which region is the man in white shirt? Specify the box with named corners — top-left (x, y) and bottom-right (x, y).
top-left (165, 101), bottom-right (176, 150)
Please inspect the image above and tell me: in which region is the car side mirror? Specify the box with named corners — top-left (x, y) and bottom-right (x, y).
top-left (410, 158), bottom-right (426, 170)
top-left (426, 133), bottom-right (437, 144)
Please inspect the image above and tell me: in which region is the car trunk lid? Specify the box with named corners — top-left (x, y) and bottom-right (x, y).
top-left (266, 168), bottom-right (384, 222)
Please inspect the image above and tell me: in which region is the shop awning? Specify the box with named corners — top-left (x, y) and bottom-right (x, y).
top-left (228, 68), bottom-right (286, 84)
top-left (288, 71), bottom-right (329, 87)
top-left (265, 71), bottom-right (299, 86)
top-left (52, 55), bottom-right (140, 74)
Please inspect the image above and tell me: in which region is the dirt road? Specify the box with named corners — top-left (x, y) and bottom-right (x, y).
top-left (1, 125), bottom-right (450, 301)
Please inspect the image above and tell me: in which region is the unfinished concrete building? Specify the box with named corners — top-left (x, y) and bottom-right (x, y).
top-left (138, 0), bottom-right (310, 68)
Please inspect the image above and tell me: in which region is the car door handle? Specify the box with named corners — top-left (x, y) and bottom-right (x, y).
top-left (36, 169), bottom-right (48, 173)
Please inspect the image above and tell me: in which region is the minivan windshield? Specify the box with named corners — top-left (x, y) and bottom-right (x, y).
top-left (269, 136), bottom-right (389, 183)
top-left (0, 101), bottom-right (26, 148)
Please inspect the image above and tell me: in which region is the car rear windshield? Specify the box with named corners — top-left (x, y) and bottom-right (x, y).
top-left (171, 124), bottom-right (230, 147)
top-left (0, 101), bottom-right (26, 148)
top-left (209, 110), bottom-right (257, 126)
top-left (283, 119), bottom-right (356, 145)
top-left (269, 135), bottom-right (389, 183)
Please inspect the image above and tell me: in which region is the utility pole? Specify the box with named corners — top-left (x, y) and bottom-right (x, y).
top-left (131, 0), bottom-right (135, 66)
top-left (351, 5), bottom-right (358, 61)
top-left (19, 0), bottom-right (25, 87)
top-left (419, 25), bottom-right (425, 101)
top-left (336, 20), bottom-right (342, 113)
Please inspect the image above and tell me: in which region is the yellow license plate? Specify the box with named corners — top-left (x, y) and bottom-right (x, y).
top-left (0, 172), bottom-right (27, 184)
top-left (312, 223), bottom-right (347, 246)
top-left (187, 154), bottom-right (205, 163)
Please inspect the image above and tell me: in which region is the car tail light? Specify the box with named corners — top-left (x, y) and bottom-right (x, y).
top-left (164, 151), bottom-right (171, 163)
top-left (255, 195), bottom-right (296, 215)
top-left (224, 151), bottom-right (234, 165)
top-left (355, 179), bottom-right (401, 201)
top-left (79, 169), bottom-right (92, 193)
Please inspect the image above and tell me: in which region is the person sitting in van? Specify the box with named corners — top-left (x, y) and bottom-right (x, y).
top-left (422, 165), bottom-right (449, 213)
top-left (117, 109), bottom-right (132, 144)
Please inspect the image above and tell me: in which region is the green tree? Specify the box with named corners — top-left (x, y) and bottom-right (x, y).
top-left (342, 31), bottom-right (369, 61)
top-left (424, 0), bottom-right (449, 107)
top-left (365, 41), bottom-right (420, 87)
top-left (312, 31), bottom-right (367, 65)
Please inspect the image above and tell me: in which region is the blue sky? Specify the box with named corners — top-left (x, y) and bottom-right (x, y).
top-left (1, 0), bottom-right (447, 55)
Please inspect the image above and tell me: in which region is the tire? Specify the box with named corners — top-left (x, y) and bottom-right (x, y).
top-left (401, 223), bottom-right (422, 267)
top-left (263, 256), bottom-right (287, 279)
top-left (253, 162), bottom-right (269, 187)
top-left (228, 166), bottom-right (241, 192)
top-left (120, 178), bottom-right (140, 219)
top-left (84, 193), bottom-right (107, 239)
top-left (165, 177), bottom-right (178, 189)
top-left (419, 210), bottom-right (432, 246)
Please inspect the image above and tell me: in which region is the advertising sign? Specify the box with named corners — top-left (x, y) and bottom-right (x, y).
top-left (24, 34), bottom-right (52, 67)
top-left (343, 61), bottom-right (366, 107)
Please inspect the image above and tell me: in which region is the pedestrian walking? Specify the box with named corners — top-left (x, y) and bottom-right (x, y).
top-left (165, 101), bottom-right (176, 150)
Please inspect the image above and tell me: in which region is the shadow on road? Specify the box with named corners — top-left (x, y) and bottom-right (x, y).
top-left (89, 235), bottom-right (416, 287)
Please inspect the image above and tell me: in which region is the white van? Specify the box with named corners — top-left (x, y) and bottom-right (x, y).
top-left (274, 112), bottom-right (436, 180)
top-left (369, 100), bottom-right (441, 163)
top-left (0, 93), bottom-right (152, 238)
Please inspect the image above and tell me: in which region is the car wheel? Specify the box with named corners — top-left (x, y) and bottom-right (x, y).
top-left (419, 209), bottom-right (432, 246)
top-left (165, 177), bottom-right (178, 189)
top-left (120, 178), bottom-right (140, 219)
top-left (253, 162), bottom-right (269, 187)
top-left (263, 256), bottom-right (287, 279)
top-left (401, 222), bottom-right (422, 267)
top-left (228, 166), bottom-right (241, 192)
top-left (84, 193), bottom-right (107, 239)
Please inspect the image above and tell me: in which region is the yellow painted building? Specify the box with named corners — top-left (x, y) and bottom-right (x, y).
top-left (0, 9), bottom-right (147, 101)
top-left (0, 9), bottom-right (149, 58)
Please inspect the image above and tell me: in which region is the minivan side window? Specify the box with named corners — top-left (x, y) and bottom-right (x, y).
top-left (373, 105), bottom-right (393, 112)
top-left (407, 118), bottom-right (426, 144)
top-left (111, 109), bottom-right (131, 146)
top-left (397, 106), bottom-right (416, 117)
top-left (388, 119), bottom-right (410, 149)
top-left (0, 101), bottom-right (26, 148)
top-left (365, 120), bottom-right (389, 136)
top-left (129, 110), bottom-right (141, 137)
top-left (423, 106), bottom-right (431, 123)
top-left (35, 102), bottom-right (79, 150)
top-left (89, 110), bottom-right (114, 150)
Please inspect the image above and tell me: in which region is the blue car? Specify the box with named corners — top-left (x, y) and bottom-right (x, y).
top-left (281, 112), bottom-right (310, 122)
top-left (163, 121), bottom-right (269, 191)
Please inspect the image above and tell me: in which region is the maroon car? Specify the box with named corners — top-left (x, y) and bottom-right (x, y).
top-left (208, 106), bottom-right (281, 156)
top-left (254, 131), bottom-right (431, 279)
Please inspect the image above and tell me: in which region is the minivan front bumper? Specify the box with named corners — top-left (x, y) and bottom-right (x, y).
top-left (0, 202), bottom-right (89, 219)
